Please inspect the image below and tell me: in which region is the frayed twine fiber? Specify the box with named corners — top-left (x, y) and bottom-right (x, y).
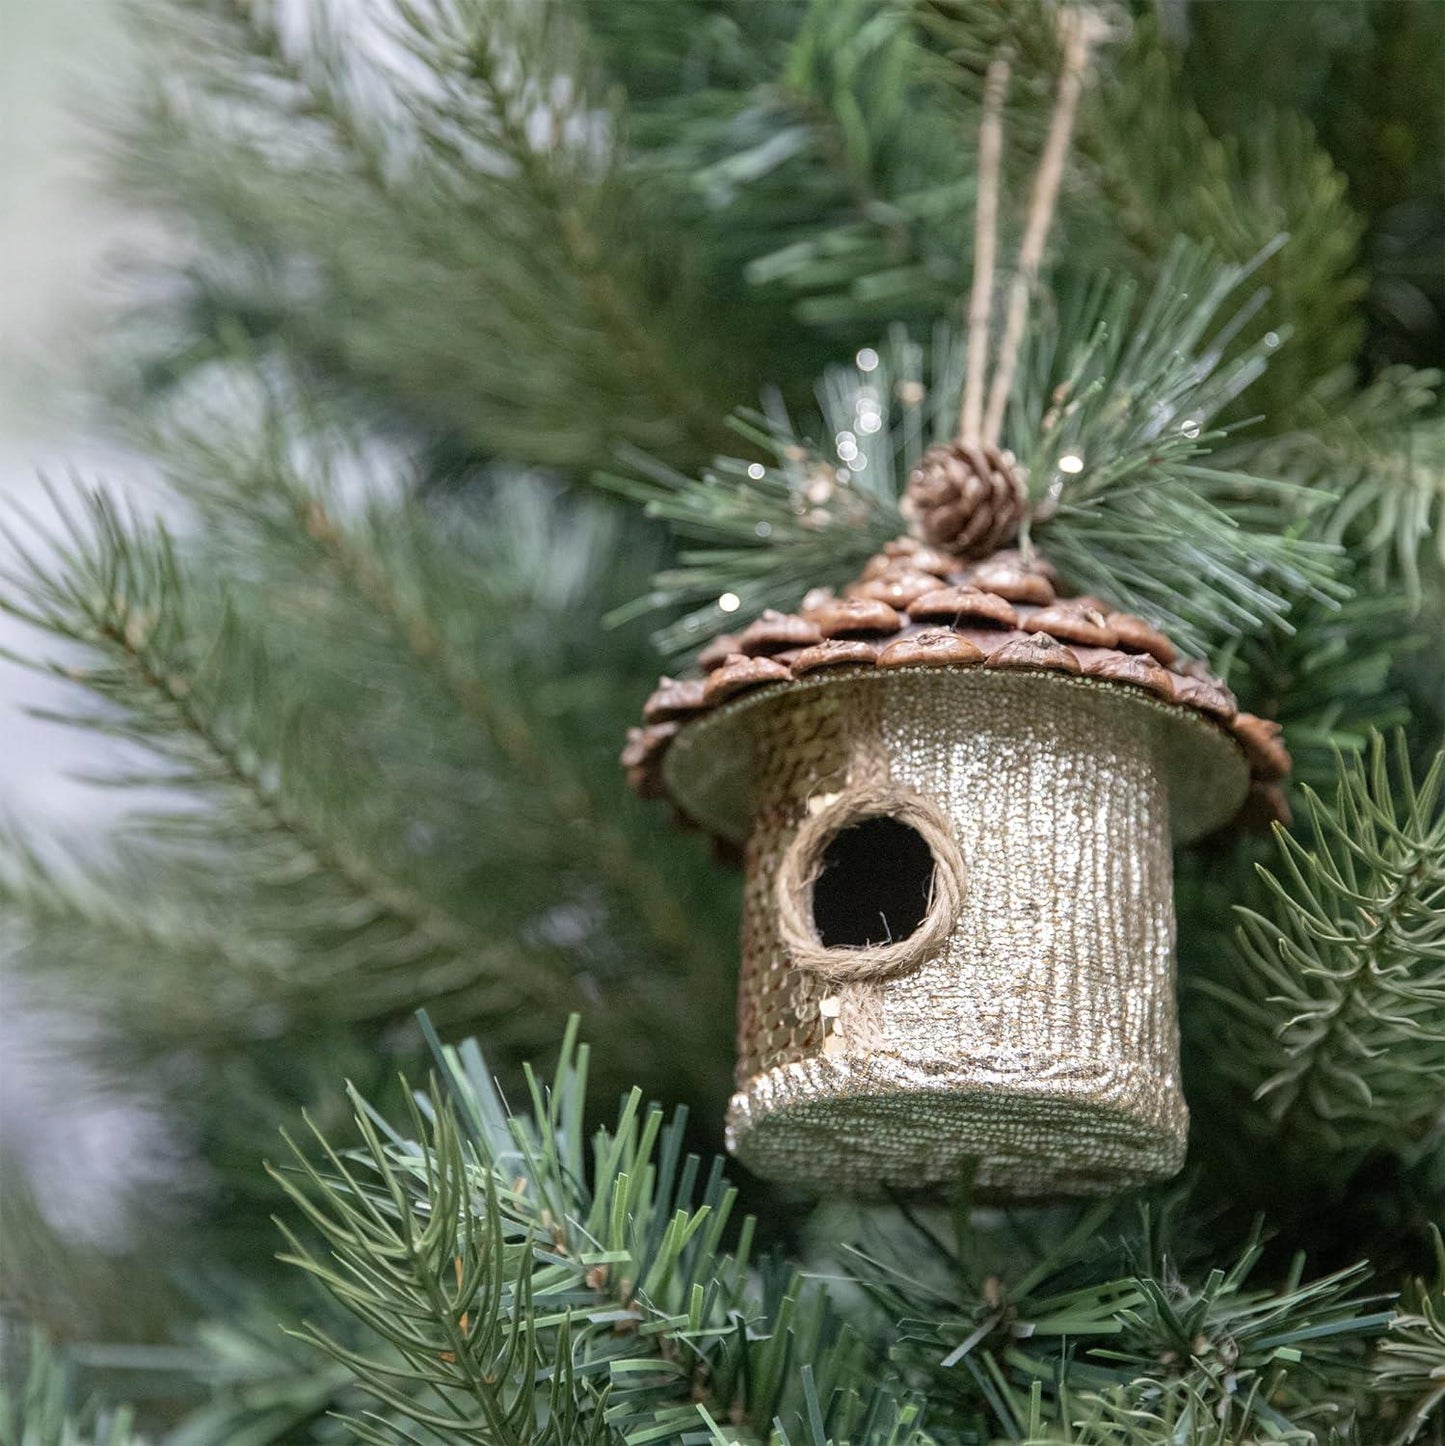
top-left (774, 779), bottom-right (967, 983)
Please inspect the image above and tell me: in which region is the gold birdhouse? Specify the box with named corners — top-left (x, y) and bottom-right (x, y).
top-left (623, 448), bottom-right (1288, 1197)
top-left (622, 17), bottom-right (1290, 1197)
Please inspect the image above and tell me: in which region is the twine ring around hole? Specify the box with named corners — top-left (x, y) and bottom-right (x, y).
top-left (775, 782), bottom-right (967, 983)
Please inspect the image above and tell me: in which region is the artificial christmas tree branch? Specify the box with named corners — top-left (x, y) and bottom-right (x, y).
top-left (0, 1333), bottom-right (142, 1446)
top-left (132, 387), bottom-right (741, 1083)
top-left (1372, 1226), bottom-right (1445, 1444)
top-left (1197, 735), bottom-right (1445, 1162)
top-left (613, 243), bottom-right (1340, 659)
top-left (2, 397), bottom-right (745, 1117)
top-left (0, 487), bottom-right (578, 1029)
top-left (856, 1203), bottom-right (1392, 1435)
top-left (271, 1020), bottom-right (929, 1444)
top-left (1221, 588), bottom-right (1419, 794)
top-left (145, 365), bottom-right (722, 934)
top-left (616, 0), bottom-right (975, 341)
top-left (1243, 371), bottom-right (1445, 604)
top-left (267, 1024), bottom-right (1397, 1443)
top-left (924, 6), bottom-right (1371, 435)
top-left (1, 463), bottom-right (741, 1097)
top-left (455, 13), bottom-right (727, 461)
top-left (119, 0), bottom-right (738, 469)
top-left (1075, 35), bottom-right (1367, 434)
top-left (295, 490), bottom-right (698, 964)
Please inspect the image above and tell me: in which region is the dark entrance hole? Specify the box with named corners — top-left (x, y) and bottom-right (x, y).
top-left (812, 815), bottom-right (936, 949)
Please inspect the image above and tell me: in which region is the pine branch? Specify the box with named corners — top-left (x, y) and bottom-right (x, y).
top-left (1017, 1383), bottom-right (1318, 1446)
top-left (1004, 243), bottom-right (1341, 647)
top-left (122, 377), bottom-right (741, 1100)
top-left (124, 1310), bottom-right (354, 1446)
top-left (851, 1202), bottom-right (1392, 1437)
top-left (114, 0), bottom-right (738, 467)
top-left (1220, 586), bottom-right (1420, 796)
top-left (1075, 18), bottom-right (1366, 433)
top-left (143, 373), bottom-right (714, 964)
top-left (713, 0), bottom-right (969, 331)
top-left (0, 1334), bottom-right (143, 1446)
top-left (277, 1104), bottom-right (610, 1444)
top-left (3, 375), bottom-right (747, 1100)
top-left (271, 1018), bottom-right (929, 1445)
top-left (917, 5), bottom-right (1368, 433)
top-left (1196, 734), bottom-right (1445, 1162)
top-left (1, 845), bottom-right (302, 1044)
top-left (608, 244), bottom-right (1342, 659)
top-left (1369, 1226), bottom-right (1445, 1446)
top-left (417, 0), bottom-right (725, 452)
top-left (1244, 367), bottom-right (1445, 605)
top-left (610, 0), bottom-right (973, 349)
top-left (293, 496), bottom-right (700, 972)
top-left (0, 484), bottom-right (569, 1033)
top-left (0, 1157), bottom-right (180, 1366)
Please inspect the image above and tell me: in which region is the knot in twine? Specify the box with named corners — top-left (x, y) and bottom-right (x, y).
top-left (901, 439), bottom-right (1028, 559)
top-left (775, 779), bottom-right (967, 984)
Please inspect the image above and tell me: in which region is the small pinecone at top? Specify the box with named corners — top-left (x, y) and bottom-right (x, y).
top-left (902, 440), bottom-right (1026, 559)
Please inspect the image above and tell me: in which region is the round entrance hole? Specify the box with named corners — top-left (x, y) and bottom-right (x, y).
top-left (811, 815), bottom-right (937, 949)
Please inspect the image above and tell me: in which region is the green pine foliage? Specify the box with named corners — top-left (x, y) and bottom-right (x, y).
top-left (3, 0), bottom-right (1443, 1441)
top-left (1247, 369), bottom-right (1445, 604)
top-left (114, 0), bottom-right (745, 468)
top-left (1077, 17), bottom-right (1367, 431)
top-left (0, 449), bottom-right (738, 1085)
top-left (1371, 1227), bottom-right (1445, 1445)
top-left (0, 1336), bottom-right (143, 1446)
top-left (846, 1198), bottom-right (1394, 1437)
top-left (588, 0), bottom-right (978, 358)
top-left (228, 1020), bottom-right (1400, 1443)
top-left (271, 1019), bottom-right (930, 1444)
top-left (608, 246), bottom-right (1343, 659)
top-left (1195, 736), bottom-right (1445, 1167)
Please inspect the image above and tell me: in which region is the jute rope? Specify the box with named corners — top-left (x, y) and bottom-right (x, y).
top-left (959, 49), bottom-right (1012, 446)
top-left (775, 709), bottom-right (967, 983)
top-left (981, 9), bottom-right (1100, 448)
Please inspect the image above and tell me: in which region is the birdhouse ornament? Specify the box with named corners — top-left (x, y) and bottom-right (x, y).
top-left (622, 22), bottom-right (1290, 1198)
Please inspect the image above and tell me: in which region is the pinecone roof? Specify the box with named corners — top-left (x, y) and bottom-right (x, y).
top-left (624, 536), bottom-right (1290, 841)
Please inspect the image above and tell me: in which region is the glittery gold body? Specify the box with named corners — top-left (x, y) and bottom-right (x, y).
top-left (664, 667), bottom-right (1249, 1197)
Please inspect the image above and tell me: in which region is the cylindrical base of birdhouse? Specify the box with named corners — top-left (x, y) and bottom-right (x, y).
top-left (708, 668), bottom-right (1243, 1197)
top-left (729, 1055), bottom-right (1183, 1198)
